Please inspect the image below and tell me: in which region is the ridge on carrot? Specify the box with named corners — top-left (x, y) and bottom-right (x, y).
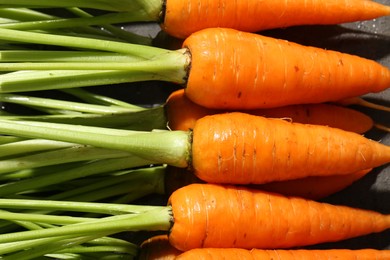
top-left (0, 28), bottom-right (389, 109)
top-left (0, 112), bottom-right (388, 184)
top-left (0, 183), bottom-right (389, 255)
top-left (0, 0), bottom-right (389, 38)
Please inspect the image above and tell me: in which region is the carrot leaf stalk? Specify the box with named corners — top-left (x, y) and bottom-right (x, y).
top-left (0, 120), bottom-right (191, 167)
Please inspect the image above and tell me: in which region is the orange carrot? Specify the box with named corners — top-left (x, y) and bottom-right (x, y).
top-left (255, 169), bottom-right (371, 200)
top-left (138, 235), bottom-right (182, 260)
top-left (165, 89), bottom-right (374, 134)
top-left (162, 0), bottom-right (390, 39)
top-left (183, 28), bottom-right (390, 109)
top-left (176, 248), bottom-right (390, 259)
top-left (168, 183), bottom-right (390, 250)
top-left (192, 112), bottom-right (390, 184)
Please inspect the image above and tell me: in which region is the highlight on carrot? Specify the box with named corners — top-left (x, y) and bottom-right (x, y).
top-left (0, 112), bottom-right (388, 184)
top-left (175, 248), bottom-right (390, 260)
top-left (0, 183), bottom-right (389, 256)
top-left (0, 1), bottom-right (389, 39)
top-left (138, 234), bottom-right (182, 260)
top-left (0, 28), bottom-right (389, 109)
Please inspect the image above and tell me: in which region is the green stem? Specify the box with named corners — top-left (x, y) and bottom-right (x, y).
top-left (0, 107), bottom-right (167, 130)
top-left (0, 28), bottom-right (168, 58)
top-left (0, 0), bottom-right (164, 17)
top-left (0, 120), bottom-right (191, 167)
top-left (61, 88), bottom-right (143, 109)
top-left (0, 211), bottom-right (96, 225)
top-left (0, 199), bottom-right (159, 215)
top-left (0, 139), bottom-right (73, 158)
top-left (67, 7), bottom-right (153, 45)
top-left (0, 93), bottom-right (140, 114)
top-left (1, 233), bottom-right (114, 259)
top-left (0, 70), bottom-right (179, 93)
top-left (0, 156), bottom-right (153, 197)
top-left (0, 207), bottom-right (171, 243)
top-left (0, 11), bottom-right (154, 30)
top-left (0, 145), bottom-right (133, 174)
top-left (48, 166), bottom-right (166, 201)
top-left (0, 50), bottom-right (143, 62)
top-left (0, 8), bottom-right (56, 21)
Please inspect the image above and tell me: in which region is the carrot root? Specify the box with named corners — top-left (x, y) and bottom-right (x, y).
top-left (191, 112), bottom-right (390, 184)
top-left (168, 183), bottom-right (390, 251)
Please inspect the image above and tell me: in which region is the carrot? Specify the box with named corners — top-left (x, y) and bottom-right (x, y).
top-left (162, 0), bottom-right (390, 38)
top-left (256, 169), bottom-right (371, 200)
top-left (138, 235), bottom-right (182, 260)
top-left (176, 248), bottom-right (390, 259)
top-left (1, 1), bottom-right (389, 39)
top-left (0, 183), bottom-right (389, 254)
top-left (169, 183), bottom-right (390, 250)
top-left (0, 28), bottom-right (389, 110)
top-left (191, 112), bottom-right (390, 184)
top-left (182, 28), bottom-right (390, 109)
top-left (166, 89), bottom-right (374, 134)
top-left (0, 112), bottom-right (389, 184)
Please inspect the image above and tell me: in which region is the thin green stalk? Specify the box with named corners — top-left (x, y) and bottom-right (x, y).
top-left (0, 139), bottom-right (75, 158)
top-left (0, 135), bottom-right (25, 144)
top-left (0, 11), bottom-right (153, 30)
top-left (0, 107), bottom-right (167, 130)
top-left (0, 211), bottom-right (97, 225)
top-left (0, 120), bottom-right (191, 167)
top-left (0, 70), bottom-right (177, 93)
top-left (61, 88), bottom-right (144, 109)
top-left (67, 7), bottom-right (153, 45)
top-left (0, 0), bottom-right (163, 17)
top-left (0, 199), bottom-right (159, 215)
top-left (0, 93), bottom-right (141, 114)
top-left (48, 166), bottom-right (166, 201)
top-left (0, 8), bottom-right (56, 21)
top-left (0, 145), bottom-right (133, 174)
top-left (0, 50), bottom-right (143, 62)
top-left (0, 207), bottom-right (171, 243)
top-left (0, 156), bottom-right (153, 197)
top-left (0, 28), bottom-right (170, 58)
top-left (1, 233), bottom-right (115, 259)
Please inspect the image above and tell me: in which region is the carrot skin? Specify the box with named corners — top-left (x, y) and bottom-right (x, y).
top-left (162, 0), bottom-right (390, 39)
top-left (176, 248), bottom-right (390, 260)
top-left (183, 28), bottom-right (390, 109)
top-left (191, 112), bottom-right (390, 184)
top-left (168, 183), bottom-right (390, 251)
top-left (165, 89), bottom-right (374, 134)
